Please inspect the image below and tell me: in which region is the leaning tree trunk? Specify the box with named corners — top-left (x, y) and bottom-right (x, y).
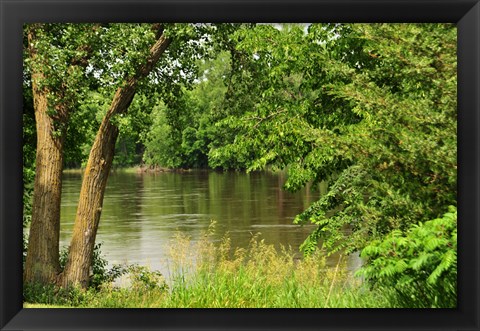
top-left (59, 27), bottom-right (171, 288)
top-left (24, 28), bottom-right (66, 285)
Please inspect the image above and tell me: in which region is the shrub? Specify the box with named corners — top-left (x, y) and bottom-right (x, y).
top-left (127, 265), bottom-right (168, 292)
top-left (24, 243), bottom-right (129, 306)
top-left (23, 282), bottom-right (94, 307)
top-left (356, 206), bottom-right (457, 308)
top-left (59, 242), bottom-right (129, 290)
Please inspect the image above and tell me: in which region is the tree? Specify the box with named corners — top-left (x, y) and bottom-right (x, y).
top-left (295, 23), bottom-right (457, 255)
top-left (210, 23), bottom-right (457, 255)
top-left (24, 23), bottom-right (224, 288)
top-left (24, 24), bottom-right (99, 284)
top-left (58, 24), bottom-right (171, 287)
top-left (142, 51), bottom-right (231, 169)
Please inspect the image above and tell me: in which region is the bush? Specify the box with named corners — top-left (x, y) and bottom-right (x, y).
top-left (356, 206), bottom-right (457, 308)
top-left (25, 243), bottom-right (130, 306)
top-left (23, 282), bottom-right (94, 307)
top-left (59, 242), bottom-right (129, 290)
top-left (23, 262), bottom-right (168, 307)
top-left (127, 265), bottom-right (168, 292)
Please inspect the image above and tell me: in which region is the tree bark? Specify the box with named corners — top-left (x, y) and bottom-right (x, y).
top-left (59, 28), bottom-right (171, 288)
top-left (24, 27), bottom-right (65, 285)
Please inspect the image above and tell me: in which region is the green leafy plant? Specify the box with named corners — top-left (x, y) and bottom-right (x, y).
top-left (23, 281), bottom-right (94, 307)
top-left (59, 243), bottom-right (129, 290)
top-left (356, 206), bottom-right (457, 308)
top-left (207, 23), bottom-right (457, 256)
top-left (127, 265), bottom-right (168, 292)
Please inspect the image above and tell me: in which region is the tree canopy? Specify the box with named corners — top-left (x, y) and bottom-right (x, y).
top-left (139, 23), bottom-right (456, 255)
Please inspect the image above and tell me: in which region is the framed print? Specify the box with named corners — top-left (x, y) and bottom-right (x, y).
top-left (1, 0), bottom-right (479, 330)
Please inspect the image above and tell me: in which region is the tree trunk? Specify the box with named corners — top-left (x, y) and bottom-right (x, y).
top-left (59, 28), bottom-right (171, 288)
top-left (24, 27), bottom-right (65, 284)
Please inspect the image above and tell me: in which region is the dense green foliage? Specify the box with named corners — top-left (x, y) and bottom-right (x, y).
top-left (71, 91), bottom-right (157, 168)
top-left (141, 24), bottom-right (457, 256)
top-left (197, 23), bottom-right (457, 255)
top-left (142, 23), bottom-right (457, 307)
top-left (356, 206), bottom-right (457, 308)
top-left (22, 83), bottom-right (36, 264)
top-left (59, 243), bottom-right (129, 290)
top-left (142, 52), bottom-right (231, 168)
top-left (24, 23), bottom-right (225, 169)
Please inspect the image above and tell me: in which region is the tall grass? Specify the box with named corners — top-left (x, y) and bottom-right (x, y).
top-left (37, 223), bottom-right (388, 308)
top-left (159, 227), bottom-right (387, 308)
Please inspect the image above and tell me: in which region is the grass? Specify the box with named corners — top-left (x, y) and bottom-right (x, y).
top-left (23, 303), bottom-right (72, 308)
top-left (24, 224), bottom-right (390, 308)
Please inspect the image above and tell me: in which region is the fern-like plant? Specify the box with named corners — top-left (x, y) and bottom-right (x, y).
top-left (356, 206), bottom-right (457, 308)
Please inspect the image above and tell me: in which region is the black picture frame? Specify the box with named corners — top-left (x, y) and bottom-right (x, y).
top-left (1, 0), bottom-right (479, 330)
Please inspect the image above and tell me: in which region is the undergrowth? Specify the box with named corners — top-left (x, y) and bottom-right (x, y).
top-left (24, 222), bottom-right (389, 308)
top-left (357, 206), bottom-right (457, 308)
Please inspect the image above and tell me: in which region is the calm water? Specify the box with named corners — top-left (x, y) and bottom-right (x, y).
top-left (59, 170), bottom-right (361, 276)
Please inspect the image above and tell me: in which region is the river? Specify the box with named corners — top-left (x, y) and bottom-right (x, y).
top-left (59, 170), bottom-right (361, 278)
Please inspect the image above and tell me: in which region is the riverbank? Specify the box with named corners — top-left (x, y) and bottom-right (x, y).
top-left (24, 279), bottom-right (388, 308)
top-left (24, 231), bottom-right (390, 308)
top-left (62, 164), bottom-right (283, 175)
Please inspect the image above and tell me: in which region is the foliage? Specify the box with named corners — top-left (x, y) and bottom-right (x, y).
top-left (23, 22), bottom-right (228, 287)
top-left (142, 51), bottom-right (232, 169)
top-left (62, 90), bottom-right (156, 168)
top-left (23, 23), bottom-right (458, 305)
top-left (22, 233), bottom-right (29, 267)
top-left (297, 24), bottom-right (457, 255)
top-left (142, 101), bottom-right (184, 168)
top-left (22, 95), bottom-right (36, 218)
top-left (23, 282), bottom-right (92, 307)
top-left (206, 23), bottom-right (457, 254)
top-left (22, 82), bottom-right (36, 264)
top-left (356, 206), bottom-right (457, 308)
top-left (127, 265), bottom-right (168, 292)
top-left (23, 262), bottom-right (168, 307)
top-left (24, 23), bottom-right (222, 169)
top-left (59, 243), bottom-right (129, 290)
top-left (22, 144), bottom-right (35, 265)
top-left (161, 234), bottom-right (387, 308)
top-left (24, 243), bottom-right (131, 306)
top-left (111, 94), bottom-right (157, 167)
